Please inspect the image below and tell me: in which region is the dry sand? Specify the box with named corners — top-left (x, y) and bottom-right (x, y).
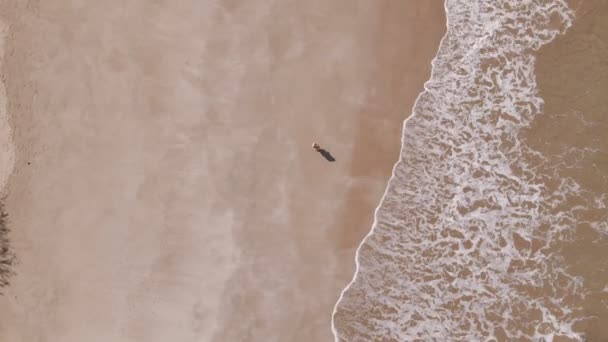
top-left (529, 0), bottom-right (608, 339)
top-left (0, 1), bottom-right (445, 341)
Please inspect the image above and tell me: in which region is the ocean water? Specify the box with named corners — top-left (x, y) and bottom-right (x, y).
top-left (333, 0), bottom-right (607, 340)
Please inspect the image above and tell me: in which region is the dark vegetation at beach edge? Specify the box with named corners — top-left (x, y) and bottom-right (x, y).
top-left (0, 199), bottom-right (15, 292)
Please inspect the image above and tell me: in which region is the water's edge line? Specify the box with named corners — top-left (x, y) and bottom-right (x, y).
top-left (330, 1), bottom-right (450, 340)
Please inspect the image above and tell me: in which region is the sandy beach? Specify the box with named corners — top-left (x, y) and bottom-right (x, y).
top-left (0, 1), bottom-right (445, 341)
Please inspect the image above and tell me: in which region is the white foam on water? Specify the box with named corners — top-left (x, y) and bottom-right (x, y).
top-left (332, 0), bottom-right (605, 340)
top-left (0, 20), bottom-right (15, 192)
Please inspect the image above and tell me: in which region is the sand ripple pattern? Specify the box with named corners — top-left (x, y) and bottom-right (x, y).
top-left (332, 1), bottom-right (605, 341)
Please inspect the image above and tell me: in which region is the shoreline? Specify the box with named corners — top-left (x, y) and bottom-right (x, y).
top-left (331, 0), bottom-right (450, 338)
top-left (0, 1), bottom-right (446, 341)
top-left (210, 2), bottom-right (447, 340)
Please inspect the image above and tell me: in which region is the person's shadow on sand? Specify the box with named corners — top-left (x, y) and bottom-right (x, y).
top-left (316, 148), bottom-right (336, 162)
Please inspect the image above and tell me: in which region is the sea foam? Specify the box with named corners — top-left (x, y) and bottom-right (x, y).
top-left (332, 0), bottom-right (603, 340)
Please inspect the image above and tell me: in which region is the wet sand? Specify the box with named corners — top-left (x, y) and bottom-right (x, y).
top-left (0, 1), bottom-right (445, 341)
top-left (530, 0), bottom-right (608, 339)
